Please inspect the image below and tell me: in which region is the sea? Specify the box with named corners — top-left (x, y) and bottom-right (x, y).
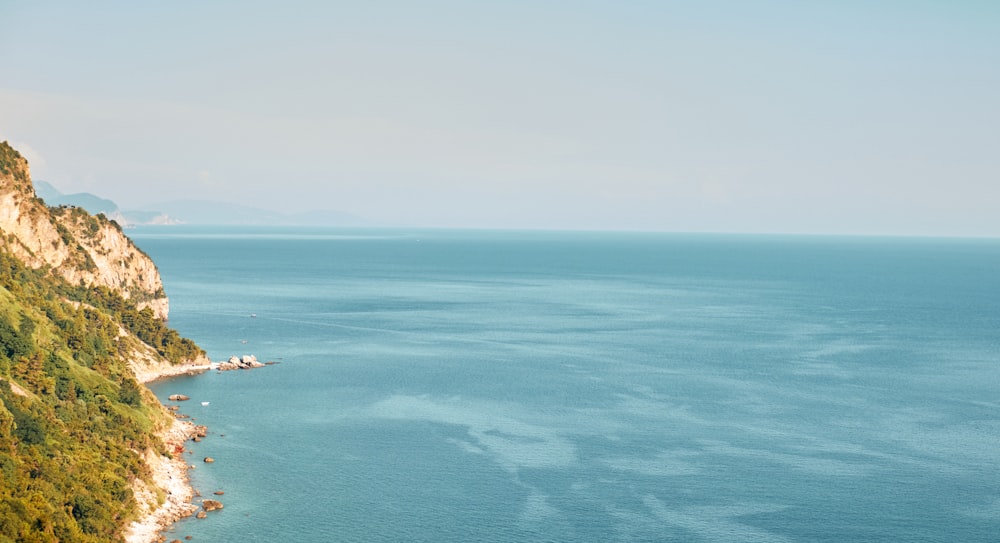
top-left (131, 226), bottom-right (1000, 543)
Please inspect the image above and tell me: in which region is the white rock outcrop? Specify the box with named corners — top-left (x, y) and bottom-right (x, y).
top-left (218, 354), bottom-right (266, 370)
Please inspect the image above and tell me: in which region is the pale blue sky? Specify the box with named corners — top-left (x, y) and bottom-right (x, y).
top-left (1, 1), bottom-right (998, 234)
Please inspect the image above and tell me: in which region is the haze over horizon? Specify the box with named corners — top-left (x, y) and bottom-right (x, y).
top-left (1, 1), bottom-right (998, 236)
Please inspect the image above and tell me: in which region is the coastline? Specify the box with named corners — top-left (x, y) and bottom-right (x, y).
top-left (124, 418), bottom-right (201, 543)
top-left (132, 355), bottom-right (215, 385)
top-left (125, 358), bottom-right (216, 543)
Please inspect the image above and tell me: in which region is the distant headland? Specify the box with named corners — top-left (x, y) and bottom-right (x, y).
top-left (34, 179), bottom-right (369, 228)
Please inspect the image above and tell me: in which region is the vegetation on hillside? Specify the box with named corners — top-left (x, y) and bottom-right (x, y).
top-left (0, 142), bottom-right (29, 190)
top-left (0, 245), bottom-right (200, 541)
top-left (0, 139), bottom-right (204, 541)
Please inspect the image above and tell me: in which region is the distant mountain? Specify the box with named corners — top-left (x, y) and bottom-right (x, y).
top-left (31, 179), bottom-right (63, 202)
top-left (32, 183), bottom-right (367, 227)
top-left (120, 209), bottom-right (181, 225)
top-left (34, 180), bottom-right (122, 217)
top-left (143, 199), bottom-right (370, 226)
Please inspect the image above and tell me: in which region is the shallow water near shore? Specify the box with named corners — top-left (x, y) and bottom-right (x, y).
top-left (137, 227), bottom-right (1000, 542)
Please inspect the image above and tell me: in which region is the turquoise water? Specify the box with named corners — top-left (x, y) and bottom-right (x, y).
top-left (135, 227), bottom-right (1000, 542)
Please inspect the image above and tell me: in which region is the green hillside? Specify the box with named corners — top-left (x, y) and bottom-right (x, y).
top-left (0, 247), bottom-right (196, 542)
top-left (0, 140), bottom-right (204, 542)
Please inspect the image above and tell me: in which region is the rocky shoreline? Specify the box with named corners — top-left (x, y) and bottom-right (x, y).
top-left (125, 354), bottom-right (270, 543)
top-left (124, 418), bottom-right (202, 543)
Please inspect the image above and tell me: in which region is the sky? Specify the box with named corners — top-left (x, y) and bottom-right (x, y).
top-left (0, 1), bottom-right (998, 235)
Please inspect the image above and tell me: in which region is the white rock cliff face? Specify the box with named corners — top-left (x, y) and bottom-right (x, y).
top-left (0, 147), bottom-right (169, 319)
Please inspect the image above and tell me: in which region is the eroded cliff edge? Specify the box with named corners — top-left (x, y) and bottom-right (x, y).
top-left (0, 144), bottom-right (169, 320)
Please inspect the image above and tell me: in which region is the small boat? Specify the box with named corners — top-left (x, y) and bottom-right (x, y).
top-left (250, 313), bottom-right (257, 318)
top-left (201, 402), bottom-right (210, 406)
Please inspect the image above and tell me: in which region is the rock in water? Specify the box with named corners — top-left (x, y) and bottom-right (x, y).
top-left (218, 354), bottom-right (267, 371)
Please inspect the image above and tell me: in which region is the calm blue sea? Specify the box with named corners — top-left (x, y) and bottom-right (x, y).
top-left (133, 227), bottom-right (1000, 542)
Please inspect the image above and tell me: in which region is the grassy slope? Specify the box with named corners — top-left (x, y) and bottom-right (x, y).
top-left (0, 142), bottom-right (204, 542)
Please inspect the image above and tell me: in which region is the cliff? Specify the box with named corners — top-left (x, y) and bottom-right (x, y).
top-left (0, 142), bottom-right (169, 319)
top-left (0, 141), bottom-right (207, 542)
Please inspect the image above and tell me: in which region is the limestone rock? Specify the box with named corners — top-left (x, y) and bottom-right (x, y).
top-left (0, 143), bottom-right (169, 319)
top-left (218, 354), bottom-right (267, 371)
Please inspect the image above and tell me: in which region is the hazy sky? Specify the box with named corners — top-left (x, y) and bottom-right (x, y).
top-left (1, 1), bottom-right (998, 235)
